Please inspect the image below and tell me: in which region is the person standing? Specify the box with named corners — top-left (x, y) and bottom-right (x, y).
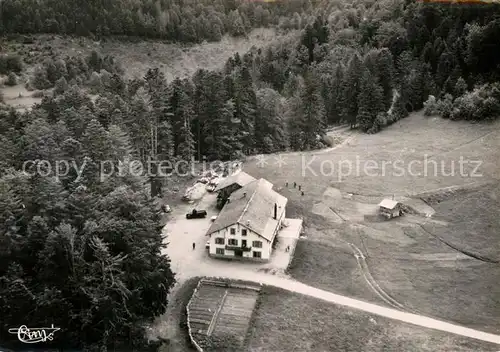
top-left (192, 242), bottom-right (196, 250)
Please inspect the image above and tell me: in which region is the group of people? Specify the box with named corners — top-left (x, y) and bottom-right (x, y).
top-left (285, 181), bottom-right (304, 196)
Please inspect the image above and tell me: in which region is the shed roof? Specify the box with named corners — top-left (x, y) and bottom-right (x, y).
top-left (378, 199), bottom-right (400, 209)
top-left (213, 171), bottom-right (256, 192)
top-left (207, 178), bottom-right (287, 241)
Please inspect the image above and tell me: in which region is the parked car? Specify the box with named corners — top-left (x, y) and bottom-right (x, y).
top-left (206, 184), bottom-right (216, 192)
top-left (210, 215), bottom-right (217, 222)
top-left (186, 209), bottom-right (207, 219)
top-left (161, 204), bottom-right (171, 213)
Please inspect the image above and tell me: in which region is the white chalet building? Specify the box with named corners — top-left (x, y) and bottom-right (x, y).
top-left (206, 178), bottom-right (287, 261)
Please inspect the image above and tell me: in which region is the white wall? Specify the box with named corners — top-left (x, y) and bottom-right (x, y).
top-left (208, 206), bottom-right (286, 261)
top-left (209, 223), bottom-right (271, 260)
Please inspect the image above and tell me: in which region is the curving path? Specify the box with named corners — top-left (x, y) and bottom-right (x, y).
top-left (194, 266), bottom-right (500, 346)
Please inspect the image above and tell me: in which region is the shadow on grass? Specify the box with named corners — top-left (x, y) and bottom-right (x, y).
top-left (287, 239), bottom-right (384, 304)
top-left (158, 277), bottom-right (201, 352)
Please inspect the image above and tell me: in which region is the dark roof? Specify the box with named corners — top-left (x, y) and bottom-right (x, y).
top-left (213, 171), bottom-right (256, 192)
top-left (207, 178), bottom-right (287, 241)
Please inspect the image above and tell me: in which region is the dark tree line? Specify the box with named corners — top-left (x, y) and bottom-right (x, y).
top-left (0, 86), bottom-right (175, 350)
top-left (243, 1), bottom-right (500, 132)
top-left (0, 0), bottom-right (312, 41)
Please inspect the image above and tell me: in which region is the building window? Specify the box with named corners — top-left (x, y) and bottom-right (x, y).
top-left (253, 251), bottom-right (261, 258)
top-left (216, 248), bottom-right (224, 255)
top-left (228, 239), bottom-right (238, 246)
top-left (230, 228), bottom-right (236, 235)
top-left (215, 238), bottom-right (224, 245)
top-left (242, 229), bottom-right (247, 236)
top-left (252, 241), bottom-right (262, 248)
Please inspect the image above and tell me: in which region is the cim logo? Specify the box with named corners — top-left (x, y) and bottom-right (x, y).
top-left (8, 325), bottom-right (60, 343)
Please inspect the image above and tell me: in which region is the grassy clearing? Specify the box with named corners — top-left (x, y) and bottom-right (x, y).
top-left (0, 83), bottom-right (43, 111)
top-left (421, 183), bottom-right (500, 262)
top-left (1, 29), bottom-right (292, 111)
top-left (6, 29), bottom-right (292, 80)
top-left (245, 286), bottom-right (499, 352)
top-left (244, 113), bottom-right (500, 198)
top-left (242, 113), bottom-right (500, 333)
top-left (288, 239), bottom-right (383, 304)
top-left (370, 256), bottom-right (500, 333)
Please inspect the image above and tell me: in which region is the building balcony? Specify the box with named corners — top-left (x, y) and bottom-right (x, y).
top-left (225, 245), bottom-right (252, 252)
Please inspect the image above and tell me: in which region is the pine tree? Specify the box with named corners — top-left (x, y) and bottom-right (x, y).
top-left (376, 48), bottom-right (395, 111)
top-left (81, 119), bottom-right (112, 162)
top-left (144, 69), bottom-right (173, 160)
top-left (195, 70), bottom-right (227, 160)
top-left (357, 69), bottom-right (384, 132)
top-left (454, 76), bottom-right (467, 97)
top-left (233, 65), bottom-right (257, 154)
top-left (169, 78), bottom-right (195, 161)
top-left (342, 54), bottom-right (363, 128)
top-left (22, 118), bottom-right (60, 162)
top-left (294, 72), bottom-right (326, 150)
top-left (81, 119), bottom-right (113, 186)
top-left (321, 64), bottom-right (345, 124)
top-left (286, 94), bottom-right (304, 151)
top-left (218, 99), bottom-right (241, 160)
top-left (255, 88), bottom-right (288, 153)
top-left (390, 92), bottom-right (408, 122)
top-left (54, 77), bottom-right (69, 96)
top-left (6, 72), bottom-right (17, 86)
top-left (59, 107), bottom-right (89, 139)
top-left (127, 91), bottom-right (153, 162)
top-left (108, 124), bottom-right (134, 161)
top-left (94, 96), bottom-right (114, 127)
top-left (175, 85), bottom-right (196, 163)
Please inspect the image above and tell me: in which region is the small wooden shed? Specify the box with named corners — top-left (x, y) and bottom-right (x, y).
top-left (378, 199), bottom-right (403, 219)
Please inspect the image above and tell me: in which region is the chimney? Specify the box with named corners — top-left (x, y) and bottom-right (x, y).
top-left (273, 203), bottom-right (277, 220)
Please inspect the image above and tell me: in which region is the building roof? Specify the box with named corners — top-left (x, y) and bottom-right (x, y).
top-left (213, 171), bottom-right (256, 192)
top-left (378, 199), bottom-right (400, 210)
top-left (207, 178), bottom-right (287, 241)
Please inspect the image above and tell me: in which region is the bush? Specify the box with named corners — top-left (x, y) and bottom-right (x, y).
top-left (0, 54), bottom-right (23, 74)
top-left (423, 95), bottom-right (437, 116)
top-left (454, 77), bottom-right (467, 97)
top-left (5, 72), bottom-right (17, 86)
top-left (368, 112), bottom-right (388, 133)
top-left (449, 83), bottom-right (500, 121)
top-left (54, 77), bottom-right (69, 95)
top-left (438, 94), bottom-right (454, 118)
top-left (88, 71), bottom-right (102, 92)
top-left (424, 94), bottom-right (454, 117)
top-left (450, 94), bottom-right (475, 120)
top-left (33, 65), bottom-right (51, 90)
